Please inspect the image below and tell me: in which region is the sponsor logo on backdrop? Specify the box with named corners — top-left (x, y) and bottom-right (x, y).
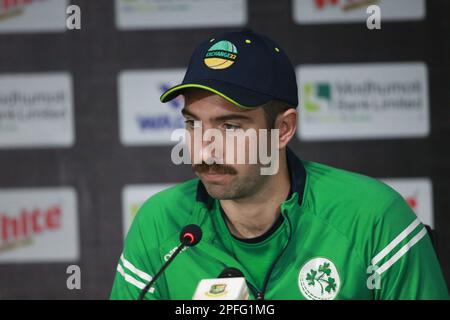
top-left (0, 0), bottom-right (68, 33)
top-left (136, 83), bottom-right (183, 131)
top-left (382, 178), bottom-right (434, 227)
top-left (115, 0), bottom-right (247, 30)
top-left (0, 73), bottom-right (74, 148)
top-left (122, 184), bottom-right (173, 238)
top-left (118, 69), bottom-right (186, 145)
top-left (293, 0), bottom-right (425, 24)
top-left (297, 62), bottom-right (429, 140)
top-left (0, 187), bottom-right (79, 262)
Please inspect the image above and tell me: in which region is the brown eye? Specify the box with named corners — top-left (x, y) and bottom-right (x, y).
top-left (224, 123), bottom-right (240, 131)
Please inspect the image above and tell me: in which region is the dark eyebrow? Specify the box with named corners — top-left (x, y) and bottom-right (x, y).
top-left (181, 108), bottom-right (198, 119)
top-left (181, 109), bottom-right (252, 122)
top-left (213, 114), bottom-right (252, 122)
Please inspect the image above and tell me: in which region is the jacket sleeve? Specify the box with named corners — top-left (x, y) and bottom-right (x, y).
top-left (110, 200), bottom-right (167, 300)
top-left (369, 194), bottom-right (449, 300)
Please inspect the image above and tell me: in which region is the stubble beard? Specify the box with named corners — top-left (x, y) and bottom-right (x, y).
top-left (200, 166), bottom-right (269, 200)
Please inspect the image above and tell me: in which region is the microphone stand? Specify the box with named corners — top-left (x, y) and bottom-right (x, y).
top-left (138, 242), bottom-right (186, 300)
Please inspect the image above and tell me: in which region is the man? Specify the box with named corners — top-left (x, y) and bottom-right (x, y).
top-left (110, 29), bottom-right (449, 300)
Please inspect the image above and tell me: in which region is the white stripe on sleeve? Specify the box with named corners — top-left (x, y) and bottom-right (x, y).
top-left (375, 227), bottom-right (427, 275)
top-left (371, 218), bottom-right (421, 266)
top-left (117, 264), bottom-right (155, 294)
top-left (120, 254), bottom-right (153, 282)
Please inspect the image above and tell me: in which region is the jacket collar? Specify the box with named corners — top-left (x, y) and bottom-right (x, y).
top-left (196, 147), bottom-right (306, 208)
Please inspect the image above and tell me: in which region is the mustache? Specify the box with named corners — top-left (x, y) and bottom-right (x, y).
top-left (193, 163), bottom-right (237, 175)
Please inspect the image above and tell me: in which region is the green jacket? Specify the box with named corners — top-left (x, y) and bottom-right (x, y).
top-left (111, 148), bottom-right (449, 300)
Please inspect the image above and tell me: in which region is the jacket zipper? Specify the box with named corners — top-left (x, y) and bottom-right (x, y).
top-left (246, 282), bottom-right (262, 300)
top-left (247, 211), bottom-right (293, 300)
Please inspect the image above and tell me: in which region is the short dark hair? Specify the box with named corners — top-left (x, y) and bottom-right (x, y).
top-left (261, 100), bottom-right (295, 128)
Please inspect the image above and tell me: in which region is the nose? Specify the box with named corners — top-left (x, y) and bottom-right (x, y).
top-left (188, 124), bottom-right (224, 165)
top-left (200, 130), bottom-right (224, 165)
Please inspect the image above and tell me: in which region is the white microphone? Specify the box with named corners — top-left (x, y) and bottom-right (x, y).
top-left (192, 268), bottom-right (249, 300)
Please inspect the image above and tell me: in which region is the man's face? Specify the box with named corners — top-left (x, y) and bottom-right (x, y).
top-left (182, 90), bottom-right (271, 200)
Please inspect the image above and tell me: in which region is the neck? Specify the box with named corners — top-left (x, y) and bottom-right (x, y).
top-left (220, 150), bottom-right (290, 239)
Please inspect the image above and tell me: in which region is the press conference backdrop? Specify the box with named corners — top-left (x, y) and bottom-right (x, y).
top-left (0, 0), bottom-right (449, 299)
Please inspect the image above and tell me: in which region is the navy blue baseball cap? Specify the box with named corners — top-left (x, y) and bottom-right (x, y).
top-left (160, 28), bottom-right (298, 109)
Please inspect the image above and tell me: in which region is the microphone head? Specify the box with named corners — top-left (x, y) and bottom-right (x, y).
top-left (180, 224), bottom-right (203, 246)
top-left (218, 267), bottom-right (244, 278)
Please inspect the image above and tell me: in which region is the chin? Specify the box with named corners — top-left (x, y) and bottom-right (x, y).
top-left (203, 184), bottom-right (236, 200)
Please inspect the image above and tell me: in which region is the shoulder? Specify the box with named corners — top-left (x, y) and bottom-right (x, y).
top-left (304, 160), bottom-right (400, 205)
top-left (301, 160), bottom-right (419, 265)
top-left (301, 160), bottom-right (412, 229)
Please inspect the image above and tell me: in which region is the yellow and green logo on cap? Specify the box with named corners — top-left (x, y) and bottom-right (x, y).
top-left (204, 40), bottom-right (237, 70)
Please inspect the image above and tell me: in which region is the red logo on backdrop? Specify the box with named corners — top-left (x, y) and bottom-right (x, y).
top-left (315, 0), bottom-right (339, 9)
top-left (314, 0), bottom-right (378, 11)
top-left (0, 205), bottom-right (62, 245)
top-left (1, 0), bottom-right (33, 10)
top-left (405, 196), bottom-right (418, 211)
top-left (0, 0), bottom-right (43, 19)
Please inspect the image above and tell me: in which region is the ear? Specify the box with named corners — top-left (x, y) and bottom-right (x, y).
top-left (275, 108), bottom-right (297, 149)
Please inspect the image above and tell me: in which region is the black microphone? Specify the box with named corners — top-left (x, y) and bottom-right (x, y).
top-left (138, 224), bottom-right (202, 300)
top-left (218, 267), bottom-right (244, 278)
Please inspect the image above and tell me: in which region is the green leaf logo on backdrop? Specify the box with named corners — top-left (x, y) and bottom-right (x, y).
top-left (299, 257), bottom-right (341, 300)
top-left (302, 82), bottom-right (331, 112)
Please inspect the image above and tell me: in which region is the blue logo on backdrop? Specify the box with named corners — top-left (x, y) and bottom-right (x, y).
top-left (136, 83), bottom-right (184, 130)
